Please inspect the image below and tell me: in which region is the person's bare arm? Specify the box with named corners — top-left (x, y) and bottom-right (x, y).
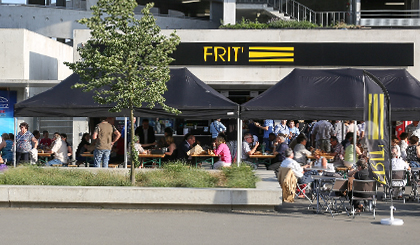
top-left (31, 137), bottom-right (38, 149)
top-left (247, 141), bottom-right (260, 156)
top-left (321, 157), bottom-right (327, 168)
top-left (112, 130), bottom-right (121, 144)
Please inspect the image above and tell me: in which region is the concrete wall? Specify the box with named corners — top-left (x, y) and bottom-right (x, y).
top-left (0, 29), bottom-right (73, 80)
top-left (74, 29), bottom-right (420, 84)
top-left (0, 5), bottom-right (218, 39)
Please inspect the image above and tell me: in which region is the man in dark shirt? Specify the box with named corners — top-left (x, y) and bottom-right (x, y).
top-left (177, 133), bottom-right (196, 161)
top-left (348, 159), bottom-right (370, 211)
top-left (268, 135), bottom-right (289, 171)
top-left (135, 118), bottom-right (156, 149)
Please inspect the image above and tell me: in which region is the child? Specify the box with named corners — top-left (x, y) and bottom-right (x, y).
top-left (213, 135), bottom-right (232, 169)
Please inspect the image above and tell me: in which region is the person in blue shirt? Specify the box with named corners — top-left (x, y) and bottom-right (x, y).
top-left (274, 120), bottom-right (289, 136)
top-left (288, 120), bottom-right (300, 144)
top-left (256, 119), bottom-right (274, 147)
top-left (210, 118), bottom-right (226, 140)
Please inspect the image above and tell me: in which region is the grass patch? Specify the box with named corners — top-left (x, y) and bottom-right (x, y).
top-left (220, 18), bottom-right (319, 29)
top-left (0, 165), bottom-right (131, 186)
top-left (0, 162), bottom-right (259, 188)
top-left (136, 161), bottom-right (258, 188)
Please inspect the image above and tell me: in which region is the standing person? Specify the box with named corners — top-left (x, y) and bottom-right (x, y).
top-left (135, 118), bottom-right (156, 149)
top-left (209, 118), bottom-right (226, 141)
top-left (311, 120), bottom-right (334, 152)
top-left (46, 133), bottom-right (68, 166)
top-left (406, 121), bottom-right (419, 138)
top-left (92, 118), bottom-right (121, 168)
top-left (213, 136), bottom-right (232, 169)
top-left (121, 117), bottom-right (136, 144)
top-left (255, 119), bottom-right (275, 147)
top-left (0, 133), bottom-right (13, 164)
top-left (287, 120), bottom-right (299, 144)
top-left (16, 122), bottom-right (38, 164)
top-left (274, 120), bottom-right (289, 137)
top-left (333, 120), bottom-right (343, 143)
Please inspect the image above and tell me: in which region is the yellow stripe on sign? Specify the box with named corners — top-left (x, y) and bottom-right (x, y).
top-left (249, 47), bottom-right (294, 51)
top-left (380, 94), bottom-right (384, 140)
top-left (368, 94), bottom-right (372, 140)
top-left (373, 94), bottom-right (379, 140)
top-left (249, 58), bottom-right (294, 62)
top-left (249, 52), bottom-right (294, 58)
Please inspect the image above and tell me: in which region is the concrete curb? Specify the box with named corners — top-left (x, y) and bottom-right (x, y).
top-left (0, 170), bottom-right (282, 211)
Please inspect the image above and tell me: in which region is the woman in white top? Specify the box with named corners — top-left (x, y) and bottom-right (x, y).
top-left (312, 149), bottom-right (334, 172)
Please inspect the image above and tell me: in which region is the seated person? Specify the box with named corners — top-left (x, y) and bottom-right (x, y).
top-left (391, 145), bottom-right (410, 198)
top-left (265, 132), bottom-right (276, 153)
top-left (46, 134), bottom-right (68, 166)
top-left (241, 133), bottom-right (259, 162)
top-left (177, 133), bottom-right (196, 161)
top-left (39, 130), bottom-right (52, 149)
top-left (293, 135), bottom-right (312, 166)
top-left (76, 133), bottom-right (93, 163)
top-left (213, 135), bottom-right (232, 169)
top-left (157, 127), bottom-right (173, 148)
top-left (343, 136), bottom-right (362, 168)
top-left (0, 133), bottom-right (14, 164)
top-left (273, 135), bottom-right (288, 163)
top-left (348, 159), bottom-right (370, 212)
top-left (60, 133), bottom-right (72, 161)
top-left (312, 149), bottom-right (334, 172)
top-left (163, 136), bottom-right (177, 162)
top-left (280, 148), bottom-right (311, 184)
top-left (268, 135), bottom-right (289, 171)
top-left (330, 136), bottom-right (345, 167)
top-left (406, 135), bottom-right (420, 168)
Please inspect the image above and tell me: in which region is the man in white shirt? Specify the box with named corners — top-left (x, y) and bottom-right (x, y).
top-left (47, 134), bottom-right (68, 166)
top-left (280, 148), bottom-right (310, 184)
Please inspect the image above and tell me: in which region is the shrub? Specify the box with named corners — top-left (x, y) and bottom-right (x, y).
top-left (222, 164), bottom-right (259, 188)
top-left (220, 18), bottom-right (319, 29)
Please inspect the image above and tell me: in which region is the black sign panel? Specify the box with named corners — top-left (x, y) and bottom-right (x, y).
top-left (170, 42), bottom-right (413, 66)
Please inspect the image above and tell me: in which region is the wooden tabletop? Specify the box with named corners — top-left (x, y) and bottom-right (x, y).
top-left (249, 154), bottom-right (276, 159)
top-left (307, 155), bottom-right (334, 160)
top-left (80, 153), bottom-right (94, 157)
top-left (138, 154), bottom-right (165, 158)
top-left (191, 154), bottom-right (218, 157)
top-left (38, 152), bottom-right (53, 157)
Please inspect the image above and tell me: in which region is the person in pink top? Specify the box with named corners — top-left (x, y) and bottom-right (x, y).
top-left (213, 136), bottom-right (232, 169)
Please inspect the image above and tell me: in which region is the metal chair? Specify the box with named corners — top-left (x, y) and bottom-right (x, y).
top-left (350, 179), bottom-right (377, 219)
top-left (410, 168), bottom-right (420, 202)
top-left (326, 178), bottom-right (349, 217)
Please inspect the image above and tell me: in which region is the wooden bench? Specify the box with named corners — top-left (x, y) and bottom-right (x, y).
top-left (52, 164), bottom-right (62, 167)
top-left (108, 164), bottom-right (119, 168)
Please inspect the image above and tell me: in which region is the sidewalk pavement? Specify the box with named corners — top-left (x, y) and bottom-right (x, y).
top-left (0, 168), bottom-right (283, 211)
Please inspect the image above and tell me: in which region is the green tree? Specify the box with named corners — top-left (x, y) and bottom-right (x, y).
top-left (65, 0), bottom-right (180, 183)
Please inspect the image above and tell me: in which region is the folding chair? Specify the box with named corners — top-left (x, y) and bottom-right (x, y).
top-left (390, 170), bottom-right (408, 203)
top-left (296, 182), bottom-right (312, 203)
top-left (326, 178), bottom-right (349, 217)
top-left (410, 168), bottom-right (420, 202)
top-left (350, 179), bottom-right (377, 219)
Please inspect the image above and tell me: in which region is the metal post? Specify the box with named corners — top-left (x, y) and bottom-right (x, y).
top-left (13, 117), bottom-right (17, 168)
top-left (353, 120), bottom-right (357, 166)
top-left (124, 117), bottom-right (128, 168)
top-left (236, 106), bottom-right (242, 167)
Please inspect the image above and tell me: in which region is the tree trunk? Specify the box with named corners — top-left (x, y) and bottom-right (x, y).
top-left (130, 107), bottom-right (136, 184)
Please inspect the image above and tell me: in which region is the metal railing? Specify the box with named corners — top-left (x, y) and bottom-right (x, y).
top-left (278, 0), bottom-right (352, 26)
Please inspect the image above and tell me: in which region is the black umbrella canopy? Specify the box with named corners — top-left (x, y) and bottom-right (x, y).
top-left (241, 68), bottom-right (366, 120)
top-left (241, 68), bottom-right (420, 121)
top-left (14, 68), bottom-right (238, 119)
top-left (366, 69), bottom-right (420, 121)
